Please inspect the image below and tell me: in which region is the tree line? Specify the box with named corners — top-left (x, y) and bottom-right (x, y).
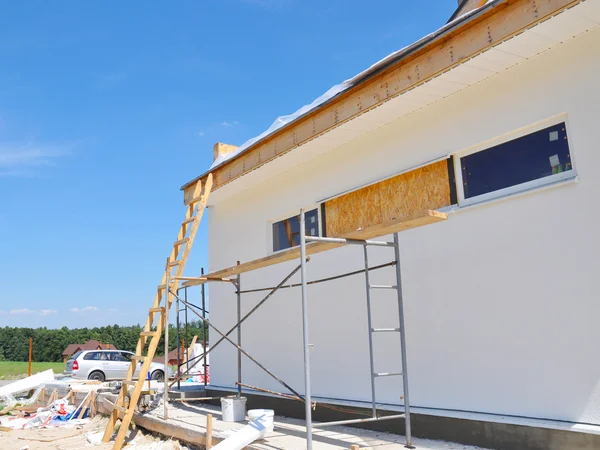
top-left (0, 322), bottom-right (207, 363)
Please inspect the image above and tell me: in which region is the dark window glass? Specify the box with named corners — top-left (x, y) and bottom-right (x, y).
top-left (273, 209), bottom-right (319, 252)
top-left (69, 351), bottom-right (82, 361)
top-left (84, 352), bottom-right (101, 360)
top-left (120, 352), bottom-right (132, 362)
top-left (461, 123), bottom-right (572, 199)
top-left (105, 352), bottom-right (120, 361)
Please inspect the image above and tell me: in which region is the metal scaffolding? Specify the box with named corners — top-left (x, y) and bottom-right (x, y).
top-left (170, 208), bottom-right (415, 449)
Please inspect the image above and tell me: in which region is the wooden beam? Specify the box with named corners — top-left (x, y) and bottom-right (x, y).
top-left (183, 210), bottom-right (446, 287)
top-left (183, 0), bottom-right (583, 202)
top-left (206, 414), bottom-right (213, 450)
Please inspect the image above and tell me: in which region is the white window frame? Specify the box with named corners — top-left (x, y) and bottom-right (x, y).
top-left (453, 114), bottom-right (577, 207)
top-left (268, 205), bottom-right (323, 255)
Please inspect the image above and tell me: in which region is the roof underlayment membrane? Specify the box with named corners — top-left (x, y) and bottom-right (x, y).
top-left (207, 0), bottom-right (497, 172)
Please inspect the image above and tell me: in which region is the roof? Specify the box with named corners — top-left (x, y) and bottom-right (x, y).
top-left (181, 0), bottom-right (501, 193)
top-left (62, 343), bottom-right (82, 356)
top-left (62, 339), bottom-right (116, 355)
top-left (448, 0), bottom-right (488, 23)
top-left (153, 349), bottom-right (181, 363)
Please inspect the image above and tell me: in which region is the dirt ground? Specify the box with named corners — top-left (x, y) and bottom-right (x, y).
top-left (1, 416), bottom-right (192, 450)
top-left (2, 416), bottom-right (113, 450)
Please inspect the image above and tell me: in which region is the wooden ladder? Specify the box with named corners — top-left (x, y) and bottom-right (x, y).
top-left (102, 174), bottom-right (213, 450)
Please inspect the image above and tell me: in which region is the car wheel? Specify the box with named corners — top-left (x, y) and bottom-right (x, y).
top-left (151, 370), bottom-right (164, 382)
top-left (88, 371), bottom-right (105, 382)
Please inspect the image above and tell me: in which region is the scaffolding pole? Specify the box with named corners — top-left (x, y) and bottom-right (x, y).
top-left (185, 287), bottom-right (189, 374)
top-left (236, 263), bottom-right (242, 397)
top-left (201, 267), bottom-right (208, 389)
top-left (299, 209), bottom-right (313, 450)
top-left (363, 245), bottom-right (377, 418)
top-left (394, 232), bottom-right (413, 449)
top-left (176, 287), bottom-right (181, 391)
top-left (164, 258), bottom-right (170, 421)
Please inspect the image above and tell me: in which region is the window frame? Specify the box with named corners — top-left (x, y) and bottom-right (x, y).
top-left (453, 115), bottom-right (577, 207)
top-left (269, 205), bottom-right (323, 254)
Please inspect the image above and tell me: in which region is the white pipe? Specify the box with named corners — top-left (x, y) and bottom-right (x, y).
top-left (211, 413), bottom-right (273, 450)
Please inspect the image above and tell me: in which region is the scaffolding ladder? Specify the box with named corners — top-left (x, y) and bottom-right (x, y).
top-left (363, 234), bottom-right (413, 447)
top-left (101, 174), bottom-right (213, 450)
top-left (304, 224), bottom-right (413, 449)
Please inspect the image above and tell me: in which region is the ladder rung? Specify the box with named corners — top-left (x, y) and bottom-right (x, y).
top-left (140, 331), bottom-right (156, 337)
top-left (131, 355), bottom-right (147, 361)
top-left (149, 307), bottom-right (165, 313)
top-left (174, 238), bottom-right (189, 247)
top-left (182, 217), bottom-right (196, 225)
top-left (169, 260), bottom-right (182, 267)
top-left (113, 405), bottom-right (131, 414)
top-left (374, 372), bottom-right (402, 378)
top-left (189, 194), bottom-right (204, 204)
top-left (369, 284), bottom-right (397, 289)
top-left (371, 328), bottom-right (401, 333)
top-left (121, 380), bottom-right (137, 385)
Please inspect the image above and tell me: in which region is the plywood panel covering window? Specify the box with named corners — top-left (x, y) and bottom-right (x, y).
top-left (324, 160), bottom-right (451, 237)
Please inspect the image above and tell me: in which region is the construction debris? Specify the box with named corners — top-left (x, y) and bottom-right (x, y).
top-left (0, 372), bottom-right (106, 435)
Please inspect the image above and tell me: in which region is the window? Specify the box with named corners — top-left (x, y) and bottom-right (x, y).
top-left (83, 351), bottom-right (101, 361)
top-left (457, 121), bottom-right (573, 204)
top-left (272, 209), bottom-right (319, 252)
top-left (120, 352), bottom-right (132, 362)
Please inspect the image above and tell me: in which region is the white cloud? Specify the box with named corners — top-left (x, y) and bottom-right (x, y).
top-left (197, 131), bottom-right (205, 137)
top-left (108, 308), bottom-right (118, 312)
top-left (0, 141), bottom-right (72, 177)
top-left (220, 121), bottom-right (239, 128)
top-left (70, 306), bottom-right (99, 313)
top-left (40, 309), bottom-right (56, 315)
top-left (0, 310), bottom-right (5, 315)
top-left (10, 308), bottom-right (37, 315)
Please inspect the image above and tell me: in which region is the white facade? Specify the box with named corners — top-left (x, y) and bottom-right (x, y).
top-left (205, 16), bottom-right (600, 426)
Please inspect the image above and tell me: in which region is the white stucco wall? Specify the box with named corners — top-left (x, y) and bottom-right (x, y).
top-left (206, 27), bottom-right (600, 425)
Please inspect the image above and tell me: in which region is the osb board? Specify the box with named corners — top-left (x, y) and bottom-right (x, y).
top-left (182, 210), bottom-right (447, 287)
top-left (325, 183), bottom-right (383, 239)
top-left (325, 160), bottom-right (451, 237)
top-left (182, 0), bottom-right (582, 202)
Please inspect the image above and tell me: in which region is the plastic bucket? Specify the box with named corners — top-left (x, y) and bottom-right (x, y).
top-left (248, 409), bottom-right (275, 433)
top-left (221, 396), bottom-right (247, 422)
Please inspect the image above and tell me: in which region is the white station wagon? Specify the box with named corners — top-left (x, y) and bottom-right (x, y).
top-left (64, 350), bottom-right (173, 382)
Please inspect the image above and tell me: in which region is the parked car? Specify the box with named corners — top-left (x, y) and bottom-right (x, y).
top-left (64, 350), bottom-right (174, 382)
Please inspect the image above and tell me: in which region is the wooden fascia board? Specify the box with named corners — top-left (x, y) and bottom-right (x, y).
top-left (183, 0), bottom-right (582, 203)
top-left (181, 210), bottom-right (447, 286)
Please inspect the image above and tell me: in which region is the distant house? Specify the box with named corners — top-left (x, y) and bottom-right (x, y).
top-left (62, 339), bottom-right (117, 362)
top-left (154, 345), bottom-right (210, 370)
top-left (153, 349), bottom-right (181, 367)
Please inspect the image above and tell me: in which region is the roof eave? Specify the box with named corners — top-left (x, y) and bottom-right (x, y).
top-left (180, 0), bottom-right (501, 192)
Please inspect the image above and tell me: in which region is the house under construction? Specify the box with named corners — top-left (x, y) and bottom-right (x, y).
top-left (102, 0), bottom-right (600, 449)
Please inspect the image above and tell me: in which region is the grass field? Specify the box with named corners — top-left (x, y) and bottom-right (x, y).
top-left (0, 361), bottom-right (65, 380)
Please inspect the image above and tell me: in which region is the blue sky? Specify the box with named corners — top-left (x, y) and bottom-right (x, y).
top-left (0, 0), bottom-right (456, 328)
